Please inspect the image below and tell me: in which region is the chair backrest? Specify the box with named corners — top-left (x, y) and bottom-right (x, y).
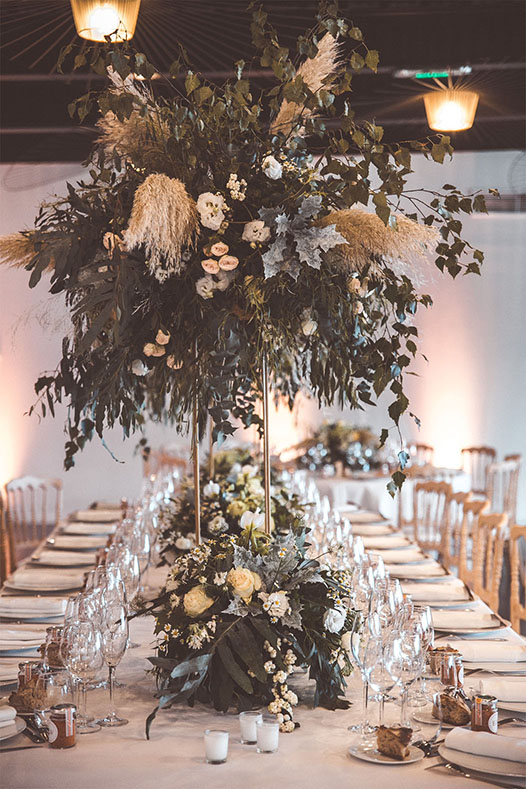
top-left (473, 512), bottom-right (508, 611)
top-left (486, 455), bottom-right (522, 522)
top-left (0, 494), bottom-right (14, 585)
top-left (461, 446), bottom-right (496, 495)
top-left (441, 490), bottom-right (473, 572)
top-left (509, 524), bottom-right (526, 634)
top-left (412, 479), bottom-right (452, 553)
top-left (458, 498), bottom-right (491, 588)
top-left (5, 475), bottom-right (62, 548)
top-left (407, 442), bottom-right (434, 466)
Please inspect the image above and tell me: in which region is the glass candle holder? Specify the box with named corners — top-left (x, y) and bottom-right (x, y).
top-left (239, 711), bottom-right (263, 744)
top-left (256, 719), bottom-right (279, 753)
top-left (204, 729), bottom-right (228, 764)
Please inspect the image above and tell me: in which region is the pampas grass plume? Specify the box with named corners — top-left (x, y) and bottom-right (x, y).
top-left (0, 232), bottom-right (37, 268)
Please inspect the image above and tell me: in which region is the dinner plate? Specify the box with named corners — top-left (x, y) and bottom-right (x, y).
top-left (438, 744), bottom-right (526, 779)
top-left (348, 743), bottom-right (424, 765)
top-left (0, 716), bottom-right (26, 742)
top-left (434, 621), bottom-right (504, 635)
top-left (388, 567), bottom-right (447, 579)
top-left (497, 701), bottom-right (526, 713)
top-left (464, 662), bottom-right (526, 674)
top-left (3, 580), bottom-right (83, 593)
top-left (412, 706), bottom-right (455, 729)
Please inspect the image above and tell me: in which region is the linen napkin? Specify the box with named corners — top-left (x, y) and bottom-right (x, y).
top-left (0, 628), bottom-right (47, 642)
top-left (369, 547), bottom-right (427, 564)
top-left (0, 704), bottom-right (17, 729)
top-left (349, 524), bottom-right (396, 537)
top-left (61, 522), bottom-right (117, 536)
top-left (48, 535), bottom-right (106, 550)
top-left (445, 727), bottom-right (526, 763)
top-left (432, 607), bottom-right (498, 631)
top-left (446, 639), bottom-right (526, 663)
top-left (0, 596), bottom-right (67, 617)
top-left (8, 567), bottom-right (85, 590)
top-left (360, 535), bottom-right (410, 548)
top-left (0, 665), bottom-right (18, 683)
top-left (346, 511), bottom-right (385, 524)
top-left (401, 579), bottom-right (469, 601)
top-left (467, 677), bottom-right (526, 703)
top-left (71, 509), bottom-right (119, 523)
top-left (385, 561), bottom-right (445, 578)
top-left (34, 550), bottom-right (98, 567)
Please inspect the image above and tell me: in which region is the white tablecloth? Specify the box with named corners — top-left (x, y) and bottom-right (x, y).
top-left (313, 469), bottom-right (471, 522)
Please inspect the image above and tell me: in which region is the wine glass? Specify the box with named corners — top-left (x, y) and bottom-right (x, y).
top-left (348, 613), bottom-right (379, 740)
top-left (61, 622), bottom-right (104, 734)
top-left (396, 626), bottom-right (423, 728)
top-left (96, 598), bottom-right (129, 727)
top-left (364, 636), bottom-right (402, 731)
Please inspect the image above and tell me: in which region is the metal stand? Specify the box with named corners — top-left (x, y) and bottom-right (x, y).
top-left (192, 341), bottom-right (201, 546)
top-left (208, 413), bottom-right (215, 479)
top-left (262, 350), bottom-right (272, 536)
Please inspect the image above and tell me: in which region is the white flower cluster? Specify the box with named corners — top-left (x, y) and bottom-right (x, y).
top-left (262, 641), bottom-right (298, 732)
top-left (259, 590), bottom-right (290, 621)
top-left (226, 173), bottom-right (247, 201)
top-left (196, 192), bottom-right (226, 231)
top-left (208, 515), bottom-right (229, 535)
top-left (195, 269), bottom-right (234, 300)
top-left (186, 618), bottom-right (217, 650)
top-left (242, 219), bottom-right (270, 245)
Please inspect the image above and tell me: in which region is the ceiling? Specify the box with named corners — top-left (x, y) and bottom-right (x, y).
top-left (1, 0), bottom-right (525, 162)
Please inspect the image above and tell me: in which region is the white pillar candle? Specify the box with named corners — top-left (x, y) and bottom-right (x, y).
top-left (256, 719), bottom-right (279, 753)
top-left (239, 711), bottom-right (263, 744)
top-left (204, 729), bottom-right (229, 764)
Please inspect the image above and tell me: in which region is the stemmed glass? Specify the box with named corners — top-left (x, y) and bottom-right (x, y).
top-left (364, 635), bottom-right (402, 732)
top-left (33, 670), bottom-right (72, 731)
top-left (348, 612), bottom-right (379, 740)
top-left (96, 597), bottom-right (129, 727)
top-left (396, 626), bottom-right (423, 729)
top-left (61, 621), bottom-right (104, 734)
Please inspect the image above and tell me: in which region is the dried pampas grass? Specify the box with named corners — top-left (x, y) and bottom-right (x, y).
top-left (0, 232), bottom-right (37, 268)
top-left (97, 110), bottom-right (171, 165)
top-left (124, 174), bottom-right (199, 282)
top-left (271, 33), bottom-right (341, 136)
top-left (318, 209), bottom-right (439, 283)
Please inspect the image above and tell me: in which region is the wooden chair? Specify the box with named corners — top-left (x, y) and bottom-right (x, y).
top-left (410, 479), bottom-right (452, 555)
top-left (510, 524), bottom-right (526, 634)
top-left (472, 512), bottom-right (508, 611)
top-left (0, 494), bottom-right (14, 585)
top-left (458, 499), bottom-right (491, 588)
top-left (407, 442), bottom-right (434, 466)
top-left (486, 455), bottom-right (522, 522)
top-left (461, 446), bottom-right (496, 495)
top-left (5, 475), bottom-right (62, 561)
top-left (441, 490), bottom-right (472, 574)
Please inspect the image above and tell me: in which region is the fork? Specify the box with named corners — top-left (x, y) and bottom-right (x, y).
top-left (426, 761), bottom-right (524, 788)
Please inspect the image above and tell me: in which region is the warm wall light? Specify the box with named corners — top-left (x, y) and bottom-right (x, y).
top-left (70, 0), bottom-right (141, 42)
top-left (424, 88), bottom-right (479, 132)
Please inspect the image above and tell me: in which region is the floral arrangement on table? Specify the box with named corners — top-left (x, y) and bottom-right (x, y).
top-left (291, 420), bottom-right (382, 472)
top-left (146, 521), bottom-right (354, 736)
top-left (0, 2), bottom-right (492, 495)
top-left (159, 460), bottom-right (307, 557)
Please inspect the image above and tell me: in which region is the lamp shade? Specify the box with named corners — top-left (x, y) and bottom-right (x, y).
top-left (70, 0), bottom-right (141, 42)
top-left (423, 89), bottom-right (479, 132)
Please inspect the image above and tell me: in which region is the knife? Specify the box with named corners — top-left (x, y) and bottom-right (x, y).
top-left (0, 744), bottom-right (43, 753)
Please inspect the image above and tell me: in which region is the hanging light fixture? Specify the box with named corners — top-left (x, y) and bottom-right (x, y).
top-left (423, 88), bottom-right (479, 132)
top-left (70, 0), bottom-right (141, 42)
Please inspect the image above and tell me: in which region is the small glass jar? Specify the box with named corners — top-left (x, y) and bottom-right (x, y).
top-left (17, 661), bottom-right (42, 690)
top-left (41, 626), bottom-right (64, 670)
top-left (48, 704), bottom-right (76, 749)
top-left (440, 652), bottom-right (464, 688)
top-left (471, 694), bottom-right (498, 733)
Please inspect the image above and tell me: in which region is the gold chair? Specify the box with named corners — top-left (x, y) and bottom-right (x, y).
top-left (461, 446), bottom-right (496, 495)
top-left (441, 490), bottom-right (472, 574)
top-left (0, 495), bottom-right (14, 585)
top-left (458, 499), bottom-right (491, 588)
top-left (472, 512), bottom-right (508, 612)
top-left (5, 475), bottom-right (62, 561)
top-left (410, 479), bottom-right (452, 556)
top-left (486, 455), bottom-right (522, 523)
top-left (407, 442), bottom-right (434, 466)
top-left (510, 524), bottom-right (526, 634)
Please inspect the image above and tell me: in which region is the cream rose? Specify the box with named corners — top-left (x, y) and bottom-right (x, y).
top-left (166, 355), bottom-right (183, 370)
top-left (143, 342), bottom-right (165, 357)
top-left (155, 329), bottom-right (170, 345)
top-left (183, 585), bottom-right (214, 617)
top-left (227, 567), bottom-right (262, 601)
top-left (201, 258), bottom-right (220, 274)
top-left (218, 254), bottom-right (239, 271)
top-left (210, 242), bottom-right (229, 257)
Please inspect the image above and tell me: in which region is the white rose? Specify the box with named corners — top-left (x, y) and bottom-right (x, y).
top-left (183, 585), bottom-right (215, 617)
top-left (242, 219), bottom-right (271, 244)
top-left (239, 510), bottom-right (265, 530)
top-left (323, 607), bottom-right (347, 634)
top-left (203, 480), bottom-right (220, 498)
top-left (227, 567), bottom-right (262, 601)
top-left (262, 155), bottom-right (283, 180)
top-left (260, 590), bottom-right (290, 619)
top-left (196, 192), bottom-right (225, 231)
top-left (196, 275), bottom-right (215, 299)
top-left (175, 536), bottom-right (194, 551)
top-left (131, 359), bottom-right (148, 376)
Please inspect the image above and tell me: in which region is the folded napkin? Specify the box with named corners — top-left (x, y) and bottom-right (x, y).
top-left (8, 568), bottom-right (84, 590)
top-left (49, 535), bottom-right (106, 550)
top-left (361, 535), bottom-right (409, 548)
top-left (0, 666), bottom-right (18, 683)
top-left (71, 509), bottom-right (119, 523)
top-left (447, 639), bottom-right (526, 663)
top-left (0, 639), bottom-right (42, 652)
top-left (401, 578), bottom-right (469, 602)
top-left (346, 511), bottom-right (385, 524)
top-left (61, 522), bottom-right (117, 536)
top-left (370, 548), bottom-right (428, 564)
top-left (467, 677), bottom-right (526, 703)
top-left (432, 608), bottom-right (498, 631)
top-left (35, 550), bottom-right (97, 567)
top-left (350, 524), bottom-right (395, 536)
top-left (0, 596), bottom-right (67, 616)
top-left (386, 561), bottom-right (445, 578)
top-left (0, 628), bottom-right (47, 642)
top-left (0, 704), bottom-right (17, 728)
top-left (445, 727), bottom-right (526, 763)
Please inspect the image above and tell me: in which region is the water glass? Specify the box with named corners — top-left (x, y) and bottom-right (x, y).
top-left (256, 719), bottom-right (279, 753)
top-left (204, 729), bottom-right (228, 764)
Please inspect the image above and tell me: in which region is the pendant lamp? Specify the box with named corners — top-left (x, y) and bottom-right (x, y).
top-left (424, 88), bottom-right (479, 132)
top-left (70, 0), bottom-right (141, 42)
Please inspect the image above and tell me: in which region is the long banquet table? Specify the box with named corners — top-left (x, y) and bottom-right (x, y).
top-left (1, 506), bottom-right (525, 789)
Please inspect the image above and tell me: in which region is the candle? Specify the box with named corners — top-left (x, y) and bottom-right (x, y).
top-left (239, 711), bottom-right (263, 744)
top-left (256, 719), bottom-right (279, 753)
top-left (204, 729), bottom-right (229, 764)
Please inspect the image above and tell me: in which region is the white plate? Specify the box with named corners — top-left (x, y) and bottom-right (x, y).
top-left (412, 707), bottom-right (455, 729)
top-left (0, 716), bottom-right (26, 742)
top-left (348, 743), bottom-right (424, 765)
top-left (438, 744), bottom-right (526, 779)
top-left (497, 701), bottom-right (526, 713)
top-left (4, 580), bottom-right (83, 593)
top-left (0, 613), bottom-right (63, 624)
top-left (434, 621), bottom-right (504, 635)
top-left (465, 662), bottom-right (526, 674)
top-left (388, 568), bottom-right (447, 579)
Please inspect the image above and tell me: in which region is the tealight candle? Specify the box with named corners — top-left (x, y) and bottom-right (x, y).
top-left (239, 711), bottom-right (263, 744)
top-left (256, 719), bottom-right (279, 753)
top-left (204, 729), bottom-right (229, 764)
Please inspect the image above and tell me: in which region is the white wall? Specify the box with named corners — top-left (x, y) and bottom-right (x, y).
top-left (1, 153), bottom-right (525, 517)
